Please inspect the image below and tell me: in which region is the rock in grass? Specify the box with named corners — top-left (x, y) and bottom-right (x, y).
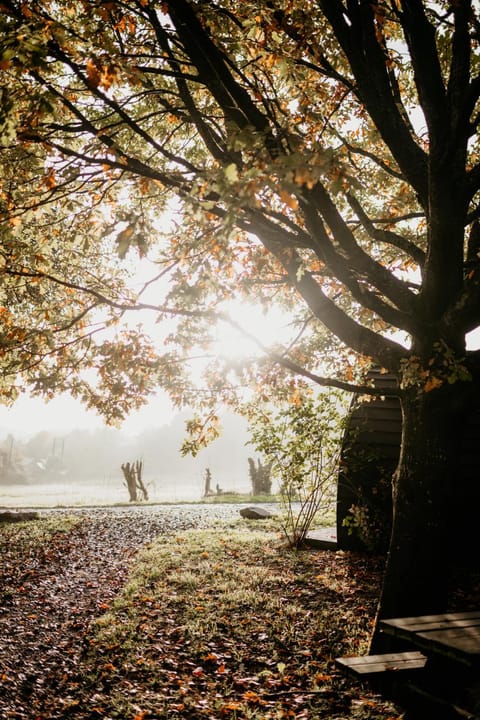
top-left (0, 511), bottom-right (40, 523)
top-left (239, 506), bottom-right (273, 520)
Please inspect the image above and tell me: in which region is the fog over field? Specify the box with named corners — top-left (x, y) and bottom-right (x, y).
top-left (0, 406), bottom-right (263, 507)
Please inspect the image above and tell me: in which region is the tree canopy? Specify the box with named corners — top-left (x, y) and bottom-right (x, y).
top-left (2, 0), bottom-right (478, 416)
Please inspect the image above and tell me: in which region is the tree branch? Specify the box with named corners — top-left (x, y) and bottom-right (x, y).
top-left (319, 0), bottom-right (428, 206)
top-left (346, 192), bottom-right (426, 266)
top-left (304, 183), bottom-right (417, 312)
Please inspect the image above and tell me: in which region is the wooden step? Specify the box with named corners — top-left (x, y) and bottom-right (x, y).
top-left (336, 651), bottom-right (427, 677)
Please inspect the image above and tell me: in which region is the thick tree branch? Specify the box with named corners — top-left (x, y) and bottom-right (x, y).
top-left (447, 0), bottom-right (472, 132)
top-left (346, 193), bottom-right (426, 266)
top-left (166, 0), bottom-right (281, 156)
top-left (268, 352), bottom-right (403, 398)
top-left (304, 183), bottom-right (417, 313)
top-left (319, 0), bottom-right (428, 206)
top-left (399, 0), bottom-right (447, 140)
top-left (244, 222), bottom-right (406, 370)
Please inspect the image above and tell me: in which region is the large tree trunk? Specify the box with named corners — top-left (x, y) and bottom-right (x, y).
top-left (371, 384), bottom-right (466, 649)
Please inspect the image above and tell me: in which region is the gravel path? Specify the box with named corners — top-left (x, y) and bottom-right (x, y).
top-left (0, 504), bottom-right (276, 719)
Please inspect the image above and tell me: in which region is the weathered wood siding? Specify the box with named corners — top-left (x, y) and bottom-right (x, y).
top-left (337, 372), bottom-right (480, 557)
top-left (336, 372), bottom-right (400, 553)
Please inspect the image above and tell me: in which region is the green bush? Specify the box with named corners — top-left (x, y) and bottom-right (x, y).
top-left (248, 390), bottom-right (347, 548)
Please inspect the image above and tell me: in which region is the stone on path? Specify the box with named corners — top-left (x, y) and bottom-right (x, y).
top-left (239, 506), bottom-right (274, 520)
top-left (0, 510), bottom-right (40, 523)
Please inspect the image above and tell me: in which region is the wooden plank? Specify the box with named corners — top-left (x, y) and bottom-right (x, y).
top-left (380, 612), bottom-right (480, 666)
top-left (353, 408), bottom-right (400, 422)
top-left (351, 417), bottom-right (401, 430)
top-left (336, 651), bottom-right (427, 676)
top-left (381, 611), bottom-right (480, 636)
top-left (415, 627), bottom-right (480, 659)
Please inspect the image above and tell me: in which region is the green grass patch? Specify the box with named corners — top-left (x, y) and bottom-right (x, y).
top-left (200, 493), bottom-right (280, 504)
top-left (78, 520), bottom-right (398, 719)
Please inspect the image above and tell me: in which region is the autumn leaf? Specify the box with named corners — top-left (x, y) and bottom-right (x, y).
top-left (203, 652), bottom-right (219, 662)
top-left (315, 673), bottom-right (332, 682)
top-left (102, 662), bottom-right (115, 672)
top-left (86, 58), bottom-right (101, 88)
top-left (44, 169), bottom-right (56, 189)
top-left (424, 375), bottom-right (443, 392)
top-left (242, 690), bottom-right (266, 705)
top-left (221, 700), bottom-right (243, 711)
top-left (279, 190), bottom-right (299, 210)
top-left (115, 225), bottom-right (134, 258)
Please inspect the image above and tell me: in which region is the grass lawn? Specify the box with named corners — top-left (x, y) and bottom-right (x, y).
top-left (75, 519), bottom-right (400, 719)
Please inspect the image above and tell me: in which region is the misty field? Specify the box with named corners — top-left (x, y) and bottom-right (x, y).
top-left (0, 475), bottom-right (242, 507)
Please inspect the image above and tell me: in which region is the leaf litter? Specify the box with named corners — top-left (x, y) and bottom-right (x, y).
top-left (1, 506), bottom-right (477, 719)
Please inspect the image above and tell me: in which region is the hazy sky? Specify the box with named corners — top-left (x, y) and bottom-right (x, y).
top-left (0, 391), bottom-right (175, 437)
top-left (0, 320), bottom-right (480, 440)
top-left (0, 291), bottom-right (296, 439)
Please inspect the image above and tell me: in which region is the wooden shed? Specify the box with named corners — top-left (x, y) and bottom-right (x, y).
top-left (336, 370), bottom-right (400, 553)
top-left (336, 371), bottom-right (480, 556)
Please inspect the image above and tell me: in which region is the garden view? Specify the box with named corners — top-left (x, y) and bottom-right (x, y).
top-left (1, 0), bottom-right (480, 717)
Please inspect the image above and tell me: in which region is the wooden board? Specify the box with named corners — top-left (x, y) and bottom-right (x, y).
top-left (336, 651), bottom-right (427, 676)
top-left (381, 611), bottom-right (480, 635)
top-left (380, 612), bottom-right (480, 665)
top-left (416, 627), bottom-right (480, 659)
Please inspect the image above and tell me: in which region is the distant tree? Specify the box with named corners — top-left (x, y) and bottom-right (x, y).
top-left (203, 467), bottom-right (213, 497)
top-left (0, 434), bottom-right (27, 484)
top-left (247, 457), bottom-right (273, 496)
top-left (23, 431), bottom-right (53, 465)
top-left (121, 460), bottom-right (148, 502)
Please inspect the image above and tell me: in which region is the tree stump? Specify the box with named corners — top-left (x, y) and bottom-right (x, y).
top-left (121, 460), bottom-right (148, 502)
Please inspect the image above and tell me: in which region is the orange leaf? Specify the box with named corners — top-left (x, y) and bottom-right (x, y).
top-left (315, 673), bottom-right (332, 682)
top-left (242, 690), bottom-right (265, 704)
top-left (44, 169), bottom-right (56, 189)
top-left (424, 376), bottom-right (443, 392)
top-left (279, 190), bottom-right (298, 210)
top-left (203, 652), bottom-right (218, 662)
top-left (222, 700), bottom-right (243, 711)
top-left (86, 58), bottom-right (101, 88)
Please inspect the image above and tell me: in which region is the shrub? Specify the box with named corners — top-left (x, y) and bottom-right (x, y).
top-left (248, 391), bottom-right (347, 548)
